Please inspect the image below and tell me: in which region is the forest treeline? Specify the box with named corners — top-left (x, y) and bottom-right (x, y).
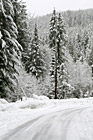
top-left (27, 8), bottom-right (93, 98)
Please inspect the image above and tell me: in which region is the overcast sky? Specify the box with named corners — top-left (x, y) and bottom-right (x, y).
top-left (23, 0), bottom-right (93, 16)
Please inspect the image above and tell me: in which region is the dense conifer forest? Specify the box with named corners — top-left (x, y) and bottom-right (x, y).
top-left (0, 0), bottom-right (93, 101)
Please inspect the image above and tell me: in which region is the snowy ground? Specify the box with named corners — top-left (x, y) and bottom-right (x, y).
top-left (0, 95), bottom-right (93, 140)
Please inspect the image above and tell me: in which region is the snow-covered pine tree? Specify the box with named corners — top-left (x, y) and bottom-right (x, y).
top-left (88, 47), bottom-right (93, 66)
top-left (82, 30), bottom-right (90, 61)
top-left (12, 0), bottom-right (29, 65)
top-left (49, 9), bottom-right (58, 99)
top-left (25, 24), bottom-right (46, 79)
top-left (58, 62), bottom-right (69, 99)
top-left (68, 37), bottom-right (75, 60)
top-left (0, 0), bottom-right (22, 98)
top-left (49, 10), bottom-right (68, 99)
top-left (0, 1), bottom-right (7, 97)
top-left (57, 13), bottom-right (68, 99)
top-left (75, 32), bottom-right (82, 61)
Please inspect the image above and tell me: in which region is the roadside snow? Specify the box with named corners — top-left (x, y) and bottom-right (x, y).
top-left (0, 96), bottom-right (93, 139)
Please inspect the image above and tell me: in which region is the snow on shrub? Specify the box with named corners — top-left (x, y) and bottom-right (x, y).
top-left (0, 95), bottom-right (93, 112)
top-left (0, 99), bottom-right (8, 104)
top-left (33, 94), bottom-right (49, 100)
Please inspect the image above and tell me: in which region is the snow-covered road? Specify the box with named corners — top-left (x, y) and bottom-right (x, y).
top-left (2, 106), bottom-right (93, 140)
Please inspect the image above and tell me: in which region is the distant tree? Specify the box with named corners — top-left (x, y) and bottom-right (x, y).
top-left (75, 33), bottom-right (82, 59)
top-left (68, 38), bottom-right (74, 58)
top-left (82, 30), bottom-right (90, 60)
top-left (88, 47), bottom-right (93, 66)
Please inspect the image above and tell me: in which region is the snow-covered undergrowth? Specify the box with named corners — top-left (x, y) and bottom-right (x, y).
top-left (0, 95), bottom-right (93, 139)
top-left (0, 95), bottom-right (93, 112)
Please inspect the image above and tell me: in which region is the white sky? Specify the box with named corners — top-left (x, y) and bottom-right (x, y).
top-left (23, 0), bottom-right (93, 16)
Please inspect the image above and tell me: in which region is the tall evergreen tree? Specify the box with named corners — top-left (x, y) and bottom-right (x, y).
top-left (49, 10), bottom-right (67, 99)
top-left (25, 24), bottom-right (46, 79)
top-left (49, 9), bottom-right (58, 99)
top-left (57, 13), bottom-right (68, 99)
top-left (0, 0), bottom-right (22, 98)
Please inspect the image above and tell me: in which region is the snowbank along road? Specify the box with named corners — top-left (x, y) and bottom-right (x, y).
top-left (2, 106), bottom-right (93, 140)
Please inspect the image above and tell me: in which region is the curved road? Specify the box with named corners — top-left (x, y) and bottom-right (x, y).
top-left (2, 106), bottom-right (90, 140)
